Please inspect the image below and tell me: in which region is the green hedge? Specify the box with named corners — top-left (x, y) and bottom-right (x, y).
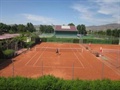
top-left (47, 38), bottom-right (74, 43)
top-left (73, 39), bottom-right (79, 43)
top-left (0, 75), bottom-right (120, 90)
top-left (41, 37), bottom-right (75, 43)
top-left (41, 38), bottom-right (47, 42)
top-left (83, 39), bottom-right (119, 44)
top-left (25, 41), bottom-right (35, 48)
top-left (41, 37), bottom-right (119, 44)
top-left (3, 49), bottom-right (15, 59)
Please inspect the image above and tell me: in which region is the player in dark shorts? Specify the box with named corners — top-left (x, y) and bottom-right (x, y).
top-left (56, 48), bottom-right (59, 54)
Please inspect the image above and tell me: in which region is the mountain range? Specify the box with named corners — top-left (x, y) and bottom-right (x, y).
top-left (86, 23), bottom-right (120, 31)
top-left (34, 23), bottom-right (120, 31)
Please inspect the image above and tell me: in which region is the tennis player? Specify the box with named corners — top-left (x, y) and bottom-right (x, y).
top-left (99, 47), bottom-right (103, 56)
top-left (56, 48), bottom-right (59, 54)
top-left (89, 43), bottom-right (91, 47)
top-left (100, 47), bottom-right (103, 53)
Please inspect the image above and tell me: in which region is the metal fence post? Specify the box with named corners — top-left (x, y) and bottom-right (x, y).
top-left (101, 62), bottom-right (104, 79)
top-left (12, 59), bottom-right (14, 77)
top-left (72, 63), bottom-right (74, 80)
top-left (41, 61), bottom-right (43, 76)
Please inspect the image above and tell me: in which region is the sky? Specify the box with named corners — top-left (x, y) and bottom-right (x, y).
top-left (0, 0), bottom-right (120, 26)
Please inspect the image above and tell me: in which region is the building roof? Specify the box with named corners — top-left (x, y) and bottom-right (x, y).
top-left (0, 34), bottom-right (20, 40)
top-left (54, 25), bottom-right (77, 31)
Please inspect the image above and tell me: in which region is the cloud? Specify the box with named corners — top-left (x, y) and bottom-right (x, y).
top-left (71, 0), bottom-right (120, 25)
top-left (22, 14), bottom-right (55, 24)
top-left (96, 0), bottom-right (120, 23)
top-left (95, 0), bottom-right (120, 3)
top-left (71, 3), bottom-right (96, 21)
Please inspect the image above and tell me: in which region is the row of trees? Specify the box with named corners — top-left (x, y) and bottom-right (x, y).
top-left (90, 29), bottom-right (120, 38)
top-left (68, 23), bottom-right (87, 35)
top-left (106, 29), bottom-right (120, 37)
top-left (0, 22), bottom-right (36, 34)
top-left (39, 23), bottom-right (87, 35)
top-left (39, 25), bottom-right (54, 33)
top-left (0, 22), bottom-right (87, 35)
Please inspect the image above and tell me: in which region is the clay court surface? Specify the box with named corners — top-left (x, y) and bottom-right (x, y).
top-left (0, 42), bottom-right (120, 80)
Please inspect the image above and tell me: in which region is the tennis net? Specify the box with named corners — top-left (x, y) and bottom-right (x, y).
top-left (35, 47), bottom-right (83, 52)
top-left (103, 49), bottom-right (120, 53)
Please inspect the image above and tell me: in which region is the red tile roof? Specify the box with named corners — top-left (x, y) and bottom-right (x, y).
top-left (0, 34), bottom-right (20, 40)
top-left (54, 25), bottom-right (77, 31)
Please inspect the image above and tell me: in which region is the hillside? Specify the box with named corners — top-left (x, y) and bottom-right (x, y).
top-left (34, 23), bottom-right (120, 31)
top-left (86, 23), bottom-right (120, 31)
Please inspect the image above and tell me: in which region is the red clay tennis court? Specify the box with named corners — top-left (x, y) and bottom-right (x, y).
top-left (0, 42), bottom-right (120, 80)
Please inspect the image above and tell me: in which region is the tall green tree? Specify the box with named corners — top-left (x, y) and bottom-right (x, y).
top-left (106, 29), bottom-right (112, 36)
top-left (17, 24), bottom-right (26, 32)
top-left (77, 25), bottom-right (81, 34)
top-left (39, 25), bottom-right (54, 33)
top-left (0, 23), bottom-right (8, 33)
top-left (77, 24), bottom-right (87, 35)
top-left (27, 23), bottom-right (36, 32)
top-left (39, 25), bottom-right (45, 33)
top-left (68, 23), bottom-right (75, 26)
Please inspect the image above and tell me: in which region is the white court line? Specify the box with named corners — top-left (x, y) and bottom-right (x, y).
top-left (25, 51), bottom-right (39, 66)
top-left (104, 52), bottom-right (118, 60)
top-left (27, 65), bottom-right (83, 68)
top-left (70, 45), bottom-right (84, 68)
top-left (33, 46), bottom-right (48, 66)
top-left (77, 49), bottom-right (93, 68)
top-left (98, 57), bottom-right (120, 75)
top-left (25, 45), bottom-right (46, 66)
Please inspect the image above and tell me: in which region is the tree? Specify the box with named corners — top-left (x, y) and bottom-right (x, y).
top-left (0, 23), bottom-right (8, 33)
top-left (77, 25), bottom-right (81, 34)
top-left (0, 28), bottom-right (2, 35)
top-left (39, 25), bottom-right (45, 33)
top-left (39, 25), bottom-right (54, 33)
top-left (27, 22), bottom-right (36, 32)
top-left (77, 24), bottom-right (87, 35)
top-left (106, 29), bottom-right (112, 36)
top-left (47, 25), bottom-right (54, 33)
top-left (13, 35), bottom-right (26, 50)
top-left (81, 24), bottom-right (87, 35)
top-left (17, 24), bottom-right (26, 32)
top-left (68, 23), bottom-right (75, 26)
top-left (11, 24), bottom-right (18, 33)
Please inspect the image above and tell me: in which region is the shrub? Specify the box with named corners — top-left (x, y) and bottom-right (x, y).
top-left (73, 39), bottom-right (79, 43)
top-left (0, 76), bottom-right (120, 90)
top-left (3, 49), bottom-right (15, 59)
top-left (41, 38), bottom-right (47, 42)
top-left (25, 41), bottom-right (35, 48)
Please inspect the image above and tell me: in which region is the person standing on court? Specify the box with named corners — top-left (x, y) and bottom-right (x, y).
top-left (56, 48), bottom-right (59, 55)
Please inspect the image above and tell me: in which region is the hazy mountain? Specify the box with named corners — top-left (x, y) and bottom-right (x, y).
top-left (34, 23), bottom-right (120, 31)
top-left (86, 23), bottom-right (120, 31)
